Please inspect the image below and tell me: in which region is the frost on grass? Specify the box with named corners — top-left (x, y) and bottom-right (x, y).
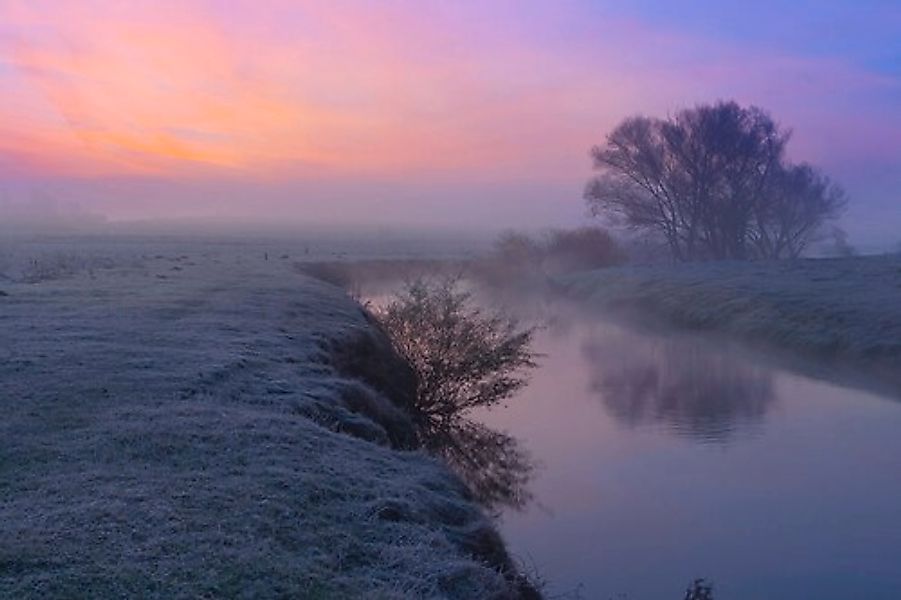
top-left (560, 256), bottom-right (901, 367)
top-left (0, 243), bottom-right (530, 599)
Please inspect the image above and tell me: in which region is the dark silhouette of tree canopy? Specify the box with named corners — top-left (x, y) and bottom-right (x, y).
top-left (543, 226), bottom-right (625, 272)
top-left (585, 101), bottom-right (846, 260)
top-left (684, 579), bottom-right (715, 600)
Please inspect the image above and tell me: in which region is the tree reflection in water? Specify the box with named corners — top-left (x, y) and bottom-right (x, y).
top-left (422, 419), bottom-right (534, 512)
top-left (583, 331), bottom-right (776, 442)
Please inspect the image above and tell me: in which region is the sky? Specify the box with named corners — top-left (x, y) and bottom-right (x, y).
top-left (1, 0), bottom-right (899, 244)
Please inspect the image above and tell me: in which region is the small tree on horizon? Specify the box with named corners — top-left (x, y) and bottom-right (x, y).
top-left (543, 226), bottom-right (625, 272)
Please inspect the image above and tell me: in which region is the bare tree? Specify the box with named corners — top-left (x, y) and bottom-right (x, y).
top-left (543, 226), bottom-right (624, 273)
top-left (493, 230), bottom-right (544, 267)
top-left (479, 227), bottom-right (623, 284)
top-left (684, 579), bottom-right (715, 600)
top-left (828, 227), bottom-right (856, 257)
top-left (751, 163), bottom-right (847, 258)
top-left (586, 101), bottom-right (845, 261)
top-left (373, 278), bottom-right (537, 425)
top-left (585, 116), bottom-right (690, 258)
top-left (371, 278), bottom-right (538, 508)
top-left (485, 230), bottom-right (546, 283)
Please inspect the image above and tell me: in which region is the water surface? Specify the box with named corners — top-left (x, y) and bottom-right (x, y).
top-left (477, 302), bottom-right (901, 599)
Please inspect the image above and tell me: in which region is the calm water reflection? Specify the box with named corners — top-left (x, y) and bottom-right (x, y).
top-left (583, 332), bottom-right (775, 443)
top-left (424, 418), bottom-right (534, 512)
top-left (475, 301), bottom-right (901, 600)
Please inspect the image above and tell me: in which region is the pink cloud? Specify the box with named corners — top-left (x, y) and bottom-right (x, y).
top-left (0, 0), bottom-right (896, 234)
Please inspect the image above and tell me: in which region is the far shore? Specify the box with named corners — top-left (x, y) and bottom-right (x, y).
top-left (556, 255), bottom-right (901, 386)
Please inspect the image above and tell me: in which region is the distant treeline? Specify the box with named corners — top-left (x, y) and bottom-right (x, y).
top-left (473, 226), bottom-right (626, 284)
top-left (297, 226), bottom-right (628, 293)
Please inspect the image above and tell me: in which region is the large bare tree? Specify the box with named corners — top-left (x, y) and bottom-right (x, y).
top-left (751, 163), bottom-right (848, 258)
top-left (585, 101), bottom-right (846, 261)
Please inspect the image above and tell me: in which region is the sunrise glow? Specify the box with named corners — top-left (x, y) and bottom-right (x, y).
top-left (1, 0), bottom-right (898, 233)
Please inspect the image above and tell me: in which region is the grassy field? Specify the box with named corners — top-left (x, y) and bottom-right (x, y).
top-left (0, 239), bottom-right (525, 599)
top-left (558, 255), bottom-right (901, 366)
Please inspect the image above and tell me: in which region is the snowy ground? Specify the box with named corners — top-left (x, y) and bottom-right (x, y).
top-left (559, 256), bottom-right (901, 370)
top-left (0, 237), bottom-right (522, 599)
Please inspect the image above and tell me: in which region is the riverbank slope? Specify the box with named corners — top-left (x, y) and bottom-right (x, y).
top-left (0, 240), bottom-right (525, 599)
top-left (558, 256), bottom-right (901, 367)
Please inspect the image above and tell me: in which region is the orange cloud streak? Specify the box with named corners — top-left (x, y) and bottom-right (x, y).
top-left (3, 0), bottom-right (893, 189)
top-left (0, 1), bottom-right (613, 180)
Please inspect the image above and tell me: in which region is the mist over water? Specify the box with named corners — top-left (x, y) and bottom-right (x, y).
top-left (470, 297), bottom-right (901, 599)
top-left (352, 266), bottom-right (901, 597)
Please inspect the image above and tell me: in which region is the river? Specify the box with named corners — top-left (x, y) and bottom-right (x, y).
top-left (473, 298), bottom-right (901, 599)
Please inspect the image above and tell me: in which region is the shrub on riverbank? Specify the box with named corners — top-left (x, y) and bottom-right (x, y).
top-left (473, 227), bottom-right (625, 287)
top-left (370, 278), bottom-right (538, 510)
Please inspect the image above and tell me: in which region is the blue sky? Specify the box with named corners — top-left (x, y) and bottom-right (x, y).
top-left (608, 0), bottom-right (900, 74)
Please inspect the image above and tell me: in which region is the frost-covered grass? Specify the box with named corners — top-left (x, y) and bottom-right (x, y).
top-left (559, 256), bottom-right (901, 364)
top-left (0, 240), bottom-right (526, 599)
